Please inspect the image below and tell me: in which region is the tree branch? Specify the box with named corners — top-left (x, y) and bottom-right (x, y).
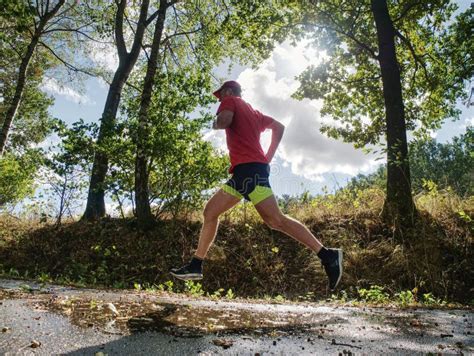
top-left (115, 0), bottom-right (128, 58)
top-left (124, 11), bottom-right (154, 63)
top-left (393, 1), bottom-right (422, 23)
top-left (4, 38), bottom-right (24, 58)
top-left (145, 0), bottom-right (178, 26)
top-left (36, 0), bottom-right (43, 18)
top-left (145, 10), bottom-right (160, 27)
top-left (395, 29), bottom-right (431, 85)
top-left (129, 0), bottom-right (151, 57)
top-left (54, 0), bottom-right (79, 19)
top-left (43, 0), bottom-right (66, 21)
top-left (124, 80), bottom-right (142, 93)
top-left (38, 41), bottom-right (98, 78)
top-left (162, 27), bottom-right (203, 44)
top-left (43, 27), bottom-right (111, 44)
top-left (306, 21), bottom-right (379, 60)
top-left (320, 8), bottom-right (379, 59)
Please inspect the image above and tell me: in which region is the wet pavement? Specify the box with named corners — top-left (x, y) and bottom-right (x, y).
top-left (0, 279), bottom-right (472, 355)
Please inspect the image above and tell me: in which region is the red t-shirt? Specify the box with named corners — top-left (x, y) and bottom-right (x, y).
top-left (217, 96), bottom-right (275, 172)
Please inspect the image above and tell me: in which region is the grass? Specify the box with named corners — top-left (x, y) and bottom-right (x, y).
top-left (0, 187), bottom-right (472, 305)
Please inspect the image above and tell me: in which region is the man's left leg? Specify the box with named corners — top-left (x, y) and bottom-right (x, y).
top-left (170, 188), bottom-right (241, 281)
top-left (254, 194), bottom-right (343, 290)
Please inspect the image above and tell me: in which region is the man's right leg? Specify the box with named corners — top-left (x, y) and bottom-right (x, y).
top-left (195, 188), bottom-right (242, 259)
top-left (170, 188), bottom-right (241, 280)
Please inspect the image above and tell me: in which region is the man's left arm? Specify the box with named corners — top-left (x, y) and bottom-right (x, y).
top-left (212, 110), bottom-right (234, 129)
top-left (265, 120), bottom-right (285, 163)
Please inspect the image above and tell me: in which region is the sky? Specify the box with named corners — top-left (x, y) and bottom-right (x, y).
top-left (40, 0), bottom-right (474, 203)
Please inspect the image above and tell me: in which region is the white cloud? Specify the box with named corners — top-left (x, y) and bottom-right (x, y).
top-left (231, 41), bottom-right (379, 180)
top-left (461, 115), bottom-right (474, 129)
top-left (428, 129), bottom-right (438, 139)
top-left (87, 42), bottom-right (119, 73)
top-left (41, 78), bottom-right (94, 105)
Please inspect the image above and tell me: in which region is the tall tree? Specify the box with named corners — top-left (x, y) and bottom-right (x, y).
top-left (82, 0), bottom-right (160, 220)
top-left (134, 0), bottom-right (171, 226)
top-left (293, 0), bottom-right (473, 232)
top-left (0, 0), bottom-right (68, 155)
top-left (371, 0), bottom-right (413, 227)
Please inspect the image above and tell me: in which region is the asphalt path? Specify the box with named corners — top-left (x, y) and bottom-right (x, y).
top-left (0, 279), bottom-right (472, 355)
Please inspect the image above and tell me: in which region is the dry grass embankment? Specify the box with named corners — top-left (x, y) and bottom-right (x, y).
top-left (0, 188), bottom-right (472, 303)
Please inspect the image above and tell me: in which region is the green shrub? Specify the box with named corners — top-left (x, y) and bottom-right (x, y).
top-left (357, 285), bottom-right (390, 304)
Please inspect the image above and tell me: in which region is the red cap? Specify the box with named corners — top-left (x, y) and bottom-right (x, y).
top-left (213, 80), bottom-right (241, 99)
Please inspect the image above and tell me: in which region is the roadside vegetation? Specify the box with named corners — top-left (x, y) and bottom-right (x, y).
top-left (1, 173), bottom-right (472, 306)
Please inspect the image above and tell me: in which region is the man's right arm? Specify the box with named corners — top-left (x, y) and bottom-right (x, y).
top-left (265, 120), bottom-right (285, 163)
top-left (212, 110), bottom-right (234, 130)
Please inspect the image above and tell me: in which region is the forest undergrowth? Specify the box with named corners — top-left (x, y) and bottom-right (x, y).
top-left (0, 187), bottom-right (472, 305)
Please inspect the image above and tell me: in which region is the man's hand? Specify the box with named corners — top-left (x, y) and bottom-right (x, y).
top-left (265, 120), bottom-right (285, 162)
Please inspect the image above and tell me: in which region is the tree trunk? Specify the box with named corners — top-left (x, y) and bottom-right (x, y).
top-left (135, 0), bottom-right (168, 228)
top-left (0, 0), bottom-right (65, 155)
top-left (82, 70), bottom-right (129, 219)
top-left (371, 0), bottom-right (416, 233)
top-left (82, 0), bottom-right (150, 220)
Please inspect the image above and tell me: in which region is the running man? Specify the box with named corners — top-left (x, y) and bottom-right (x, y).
top-left (170, 80), bottom-right (343, 290)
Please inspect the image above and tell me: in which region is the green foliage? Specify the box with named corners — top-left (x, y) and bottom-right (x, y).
top-left (41, 119), bottom-right (95, 222)
top-left (0, 1), bottom-right (35, 31)
top-left (457, 210), bottom-right (472, 223)
top-left (330, 288), bottom-right (448, 307)
top-left (410, 127), bottom-right (473, 196)
top-left (0, 32), bottom-right (55, 153)
top-left (0, 0), bottom-right (80, 154)
top-left (112, 68), bottom-right (228, 217)
top-left (156, 280), bottom-right (175, 293)
top-left (225, 288), bottom-right (235, 299)
top-left (274, 294), bottom-right (285, 302)
top-left (293, 1), bottom-right (472, 146)
top-left (357, 285), bottom-right (389, 304)
top-left (37, 271), bottom-right (52, 284)
top-left (0, 151), bottom-right (41, 206)
top-left (209, 288), bottom-right (225, 299)
top-left (421, 292), bottom-right (446, 307)
top-left (342, 129), bottom-right (473, 197)
top-left (19, 284), bottom-right (34, 293)
top-left (395, 290), bottom-right (415, 307)
top-left (184, 280), bottom-right (205, 297)
top-left (216, 1), bottom-right (298, 64)
top-left (7, 85), bottom-right (55, 152)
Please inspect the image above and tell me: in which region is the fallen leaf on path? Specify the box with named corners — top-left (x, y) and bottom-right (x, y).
top-left (455, 341), bottom-right (464, 349)
top-left (212, 338), bottom-right (233, 349)
top-left (30, 340), bottom-right (41, 348)
top-left (105, 303), bottom-right (119, 316)
top-left (410, 319), bottom-right (422, 327)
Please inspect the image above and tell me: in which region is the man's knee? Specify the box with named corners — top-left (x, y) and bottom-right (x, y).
top-left (263, 213), bottom-right (286, 231)
top-left (203, 203), bottom-right (220, 220)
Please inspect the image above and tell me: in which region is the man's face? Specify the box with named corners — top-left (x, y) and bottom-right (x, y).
top-left (219, 87), bottom-right (233, 101)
